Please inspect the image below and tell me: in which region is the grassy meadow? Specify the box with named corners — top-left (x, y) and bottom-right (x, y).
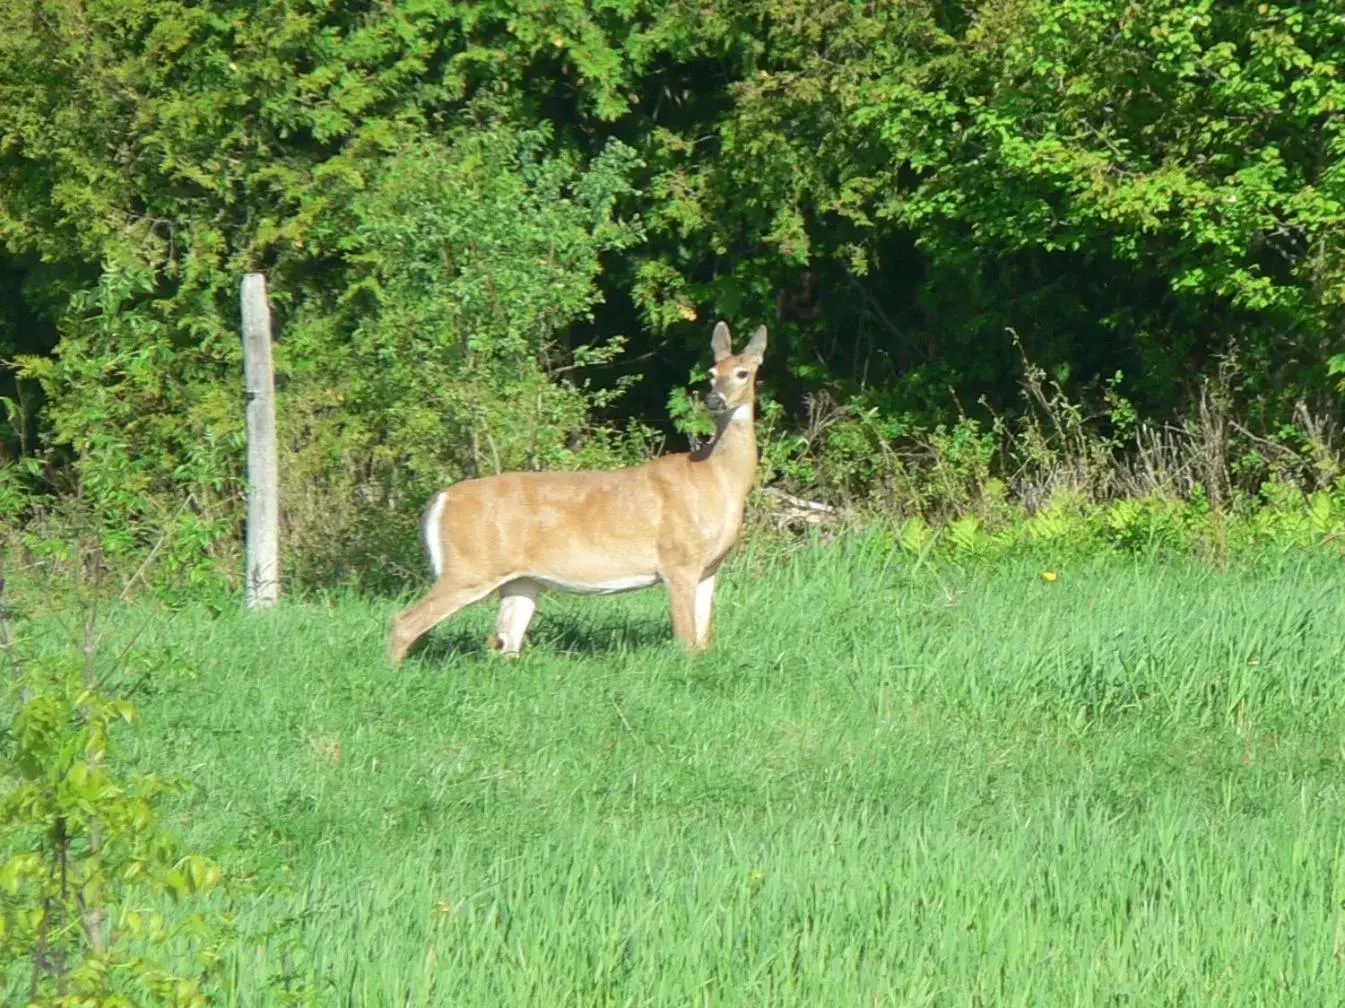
top-left (54, 535), bottom-right (1345, 1003)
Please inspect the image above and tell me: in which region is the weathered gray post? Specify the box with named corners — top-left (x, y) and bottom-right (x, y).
top-left (241, 272), bottom-right (279, 607)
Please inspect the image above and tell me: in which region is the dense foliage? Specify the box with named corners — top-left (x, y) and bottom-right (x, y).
top-left (1, 0), bottom-right (1342, 585)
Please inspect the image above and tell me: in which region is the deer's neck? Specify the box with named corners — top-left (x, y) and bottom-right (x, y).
top-left (696, 405), bottom-right (758, 498)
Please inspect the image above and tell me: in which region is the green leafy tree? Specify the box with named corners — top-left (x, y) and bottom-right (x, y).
top-left (627, 0), bottom-right (1345, 418)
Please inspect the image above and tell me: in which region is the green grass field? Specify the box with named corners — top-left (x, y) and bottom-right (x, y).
top-left (110, 535), bottom-right (1345, 1003)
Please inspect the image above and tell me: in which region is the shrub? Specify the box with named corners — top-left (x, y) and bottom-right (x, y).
top-left (0, 554), bottom-right (230, 1005)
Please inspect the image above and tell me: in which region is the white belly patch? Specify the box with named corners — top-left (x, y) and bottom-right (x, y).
top-left (529, 573), bottom-right (660, 596)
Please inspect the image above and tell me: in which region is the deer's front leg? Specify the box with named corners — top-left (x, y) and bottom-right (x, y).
top-left (488, 578), bottom-right (538, 656)
top-left (693, 575), bottom-right (716, 649)
top-left (663, 568), bottom-right (706, 652)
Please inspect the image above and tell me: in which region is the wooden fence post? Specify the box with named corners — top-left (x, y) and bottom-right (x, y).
top-left (241, 272), bottom-right (280, 608)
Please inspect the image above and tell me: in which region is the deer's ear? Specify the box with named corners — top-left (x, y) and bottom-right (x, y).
top-left (711, 321), bottom-right (733, 361)
top-left (743, 325), bottom-right (767, 363)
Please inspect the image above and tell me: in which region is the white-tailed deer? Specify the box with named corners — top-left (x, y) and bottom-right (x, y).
top-left (387, 320), bottom-right (767, 663)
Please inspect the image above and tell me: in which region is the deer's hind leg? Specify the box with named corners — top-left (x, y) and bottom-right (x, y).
top-left (388, 575), bottom-right (505, 664)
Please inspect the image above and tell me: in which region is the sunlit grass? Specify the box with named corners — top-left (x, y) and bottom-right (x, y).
top-left (112, 535), bottom-right (1345, 1003)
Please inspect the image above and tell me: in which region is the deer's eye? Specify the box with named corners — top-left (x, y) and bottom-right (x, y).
top-left (735, 369), bottom-right (749, 380)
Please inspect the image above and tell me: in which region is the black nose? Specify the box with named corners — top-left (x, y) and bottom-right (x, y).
top-left (705, 392), bottom-right (727, 412)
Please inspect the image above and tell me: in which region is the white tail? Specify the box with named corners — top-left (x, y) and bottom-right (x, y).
top-left (388, 320), bottom-right (767, 662)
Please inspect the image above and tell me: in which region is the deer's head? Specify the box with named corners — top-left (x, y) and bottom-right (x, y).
top-left (705, 321), bottom-right (767, 422)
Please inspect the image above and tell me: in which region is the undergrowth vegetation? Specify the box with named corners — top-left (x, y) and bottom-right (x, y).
top-left (754, 349), bottom-right (1345, 572)
top-left (10, 340), bottom-right (1345, 601)
top-left (0, 552), bottom-right (229, 1005)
